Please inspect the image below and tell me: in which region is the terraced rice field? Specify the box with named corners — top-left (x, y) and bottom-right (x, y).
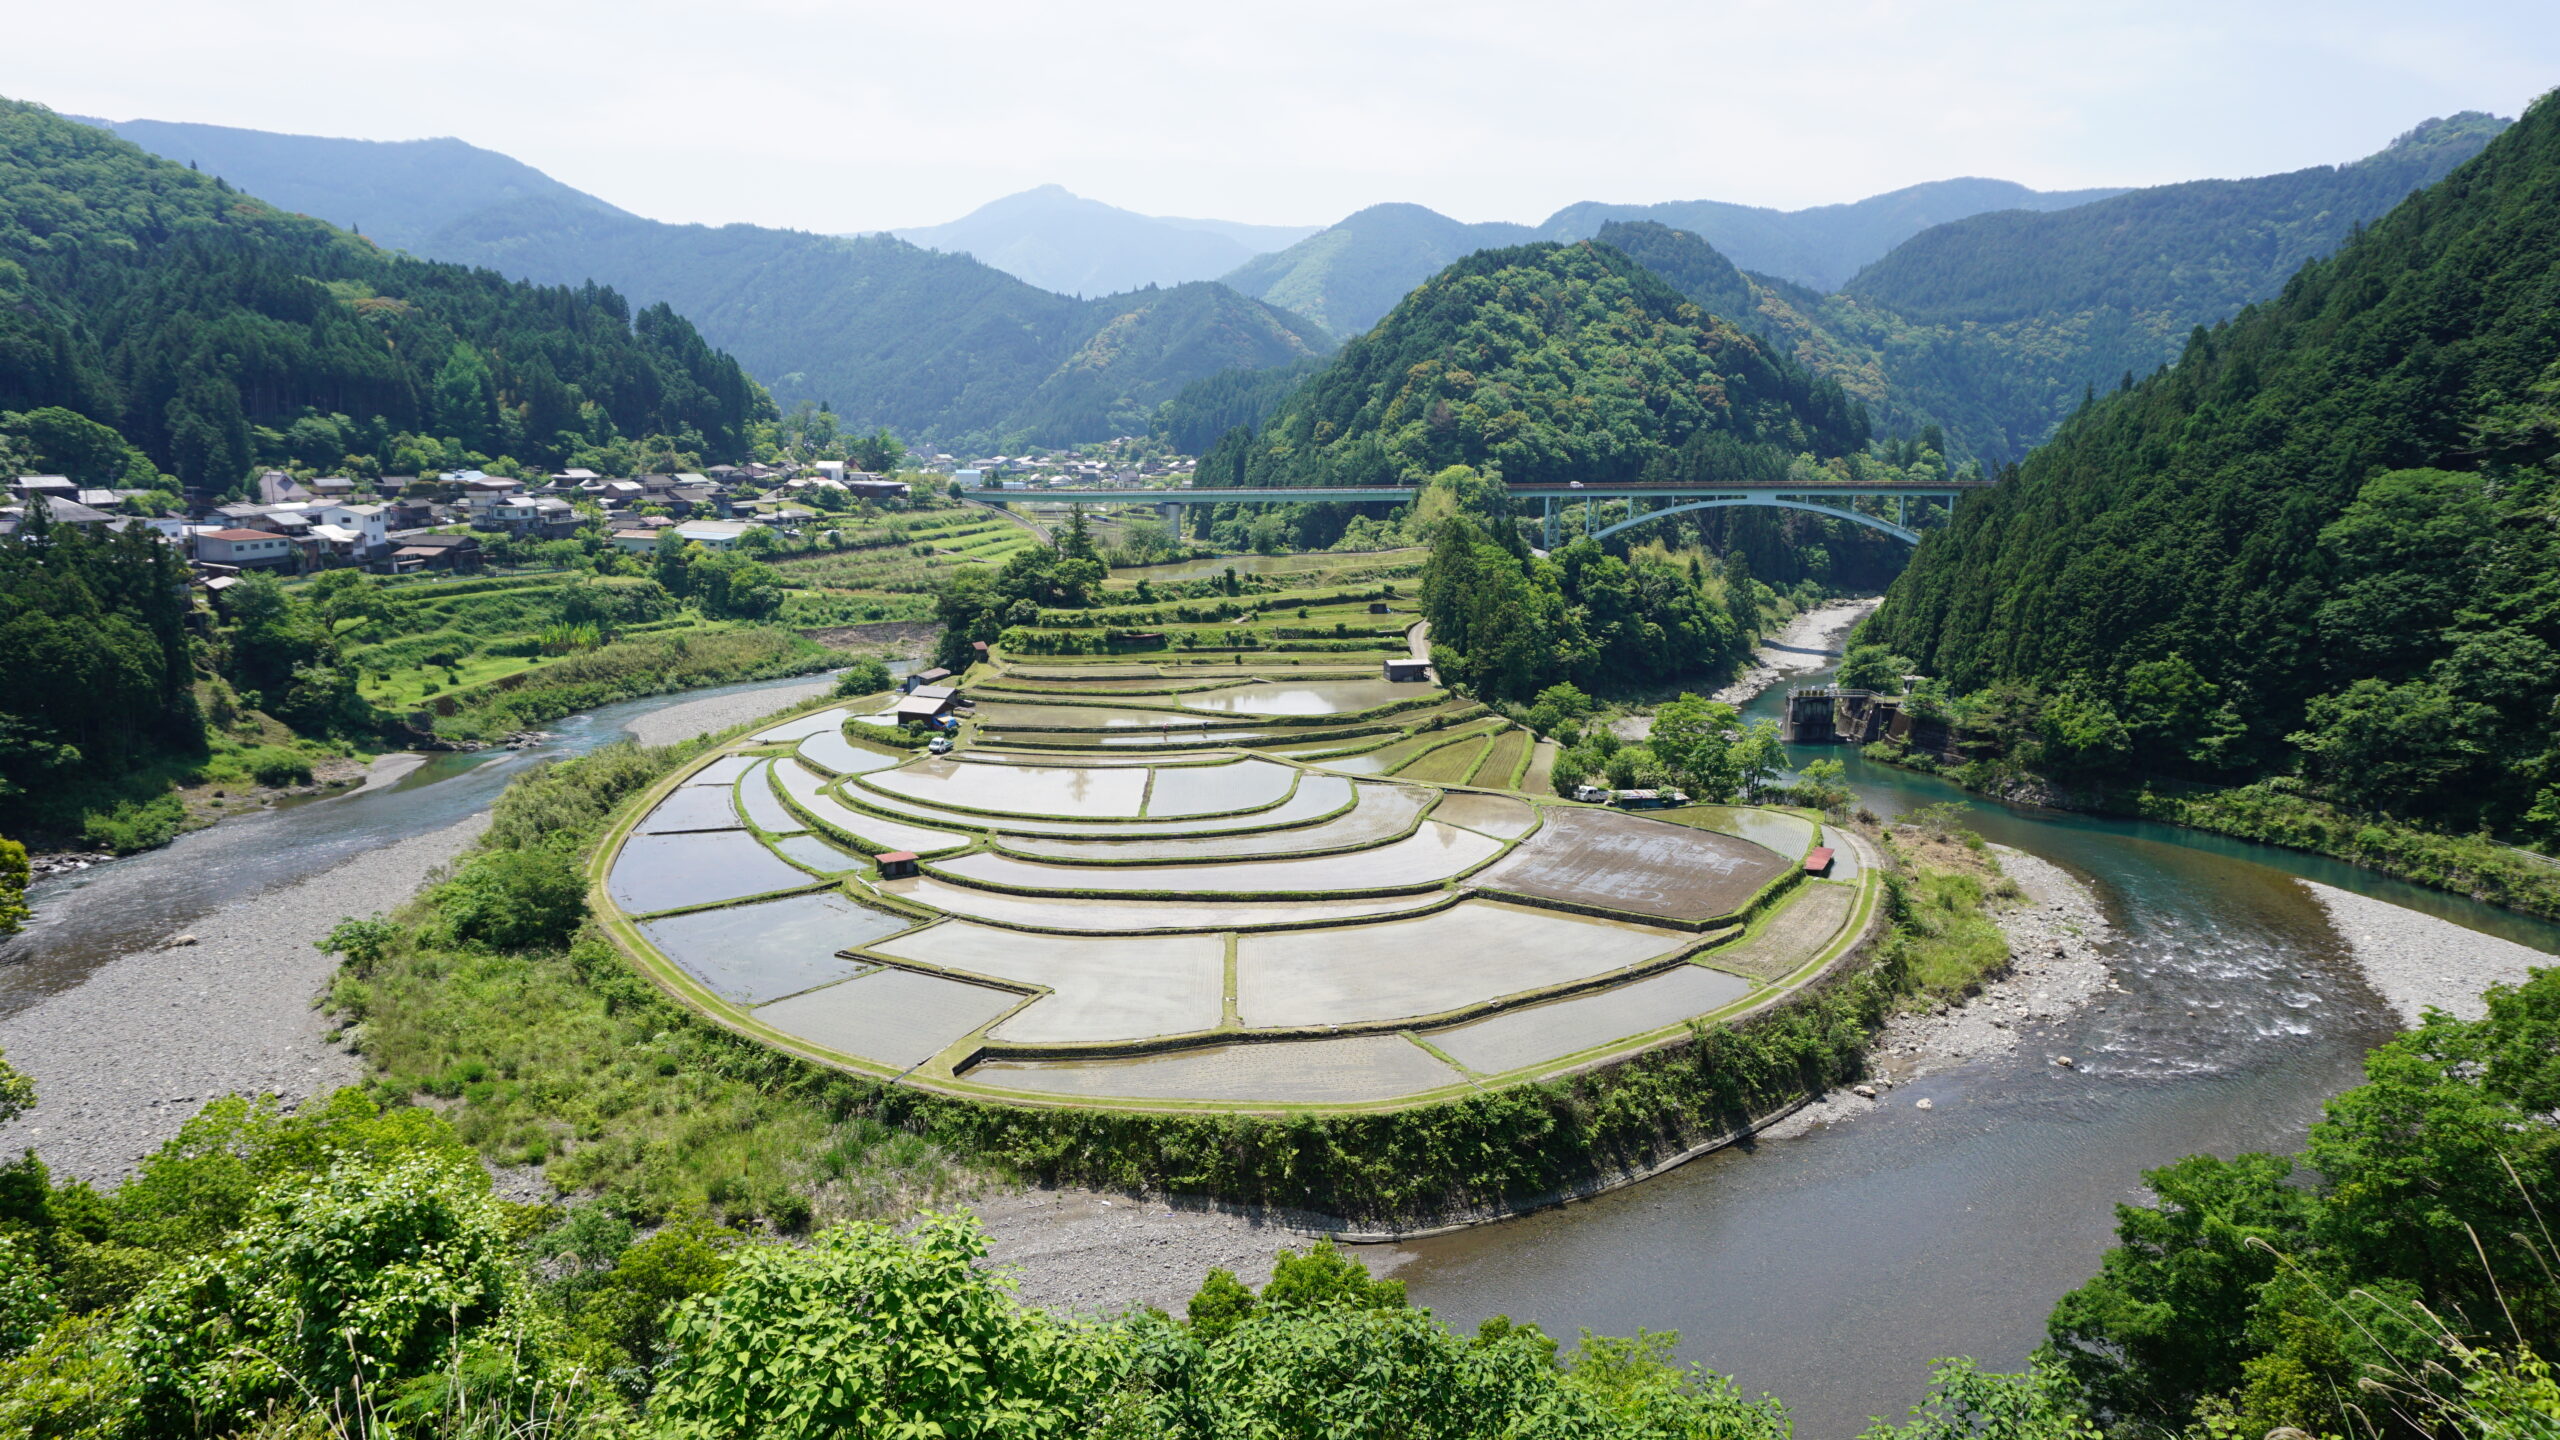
top-left (599, 683), bottom-right (1876, 1110)
top-left (1395, 734), bottom-right (1491, 784)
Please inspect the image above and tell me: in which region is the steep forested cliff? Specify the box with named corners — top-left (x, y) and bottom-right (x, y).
top-left (1864, 95), bottom-right (2560, 834)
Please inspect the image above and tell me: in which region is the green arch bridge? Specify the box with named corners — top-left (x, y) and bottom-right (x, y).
top-left (972, 480), bottom-right (1986, 547)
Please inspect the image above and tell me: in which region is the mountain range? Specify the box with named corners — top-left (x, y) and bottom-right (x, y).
top-left (889, 185), bottom-right (1320, 299)
top-left (81, 108), bottom-right (2510, 461)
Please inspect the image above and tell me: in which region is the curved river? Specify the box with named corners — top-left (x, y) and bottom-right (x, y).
top-left (0, 670), bottom-right (848, 1016)
top-left (8, 662), bottom-right (2556, 1436)
top-left (1390, 664), bottom-right (2560, 1437)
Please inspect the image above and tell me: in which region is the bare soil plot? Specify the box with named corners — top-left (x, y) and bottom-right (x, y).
top-left (1696, 882), bottom-right (1856, 982)
top-left (1427, 964), bottom-right (1755, 1075)
top-left (864, 758), bottom-right (1150, 818)
top-left (871, 923), bottom-right (1225, 1043)
top-left (1174, 680), bottom-right (1431, 716)
top-left (866, 772), bottom-right (1355, 838)
top-left (1520, 740), bottom-right (1560, 798)
top-left (683, 755), bottom-right (761, 785)
top-left (638, 892), bottom-right (908, 1005)
top-left (967, 1033), bottom-right (1463, 1105)
top-left (1660, 805), bottom-right (1816, 860)
top-left (608, 830), bottom-right (816, 915)
top-left (775, 760), bottom-right (969, 854)
top-left (1394, 734), bottom-right (1489, 784)
top-left (638, 785), bottom-right (745, 834)
top-left (1002, 783), bottom-right (1429, 861)
top-left (934, 821), bottom-right (1501, 896)
top-left (1478, 807), bottom-right (1787, 922)
top-left (750, 707), bottom-right (857, 743)
top-left (753, 968), bottom-right (1021, 1071)
top-left (734, 760), bottom-right (804, 834)
top-left (1470, 729), bottom-right (1528, 787)
top-left (1428, 791), bottom-right (1538, 839)
top-left (872, 875), bottom-right (1436, 933)
top-left (1143, 759), bottom-right (1297, 817)
top-left (1235, 901), bottom-right (1691, 1029)
top-left (798, 729), bottom-right (903, 777)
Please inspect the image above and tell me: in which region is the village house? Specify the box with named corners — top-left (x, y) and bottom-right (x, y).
top-left (384, 531), bottom-right (482, 573)
top-left (195, 527), bottom-right (297, 569)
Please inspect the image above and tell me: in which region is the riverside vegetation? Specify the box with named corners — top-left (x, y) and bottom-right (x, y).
top-left (0, 735), bottom-right (2551, 1437)
top-left (1833, 93), bottom-right (2560, 920)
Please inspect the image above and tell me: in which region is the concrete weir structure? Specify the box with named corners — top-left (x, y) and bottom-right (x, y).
top-left (592, 673), bottom-right (1883, 1115)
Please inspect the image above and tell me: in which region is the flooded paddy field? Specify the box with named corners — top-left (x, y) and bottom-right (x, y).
top-left (1000, 783), bottom-right (1431, 861)
top-left (934, 821), bottom-right (1501, 895)
top-left (1172, 679), bottom-right (1429, 715)
top-left (1234, 902), bottom-right (1694, 1029)
top-left (597, 684), bottom-right (1864, 1108)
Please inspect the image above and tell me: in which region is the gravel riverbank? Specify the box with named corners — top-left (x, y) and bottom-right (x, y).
top-left (1613, 598), bottom-right (1877, 742)
top-left (2303, 881), bottom-right (2553, 1024)
top-left (971, 1189), bottom-right (1397, 1315)
top-left (0, 814), bottom-right (488, 1183)
top-left (1762, 844), bottom-right (2117, 1136)
top-left (622, 676), bottom-right (838, 748)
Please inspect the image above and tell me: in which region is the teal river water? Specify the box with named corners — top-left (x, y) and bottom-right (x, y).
top-left (1391, 665), bottom-right (2560, 1437)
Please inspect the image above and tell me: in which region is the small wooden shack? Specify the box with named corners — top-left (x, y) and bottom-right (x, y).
top-left (1804, 846), bottom-right (1836, 876)
top-left (875, 850), bottom-right (920, 879)
top-left (1383, 658), bottom-right (1431, 682)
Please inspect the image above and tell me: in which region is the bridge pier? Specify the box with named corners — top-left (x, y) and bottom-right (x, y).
top-left (1543, 495), bottom-right (1558, 550)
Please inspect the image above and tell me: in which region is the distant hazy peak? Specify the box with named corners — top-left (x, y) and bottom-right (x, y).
top-left (890, 185), bottom-right (1321, 298)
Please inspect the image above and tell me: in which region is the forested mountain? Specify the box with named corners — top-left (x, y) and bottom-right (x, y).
top-left (1862, 94), bottom-right (2560, 837)
top-left (1222, 179), bottom-right (2124, 338)
top-left (1546, 175), bottom-right (2125, 291)
top-left (88, 117), bottom-right (628, 253)
top-left (1215, 240), bottom-right (1866, 494)
top-left (1820, 113), bottom-right (2509, 462)
top-left (1150, 357), bottom-right (1324, 455)
top-left (92, 118), bottom-right (1332, 446)
top-left (0, 99), bottom-right (767, 489)
top-left (890, 184), bottom-right (1319, 296)
top-left (1219, 204), bottom-right (1542, 337)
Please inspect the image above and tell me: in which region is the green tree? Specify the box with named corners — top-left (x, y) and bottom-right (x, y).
top-left (1648, 695), bottom-right (1742, 800)
top-left (1837, 644), bottom-right (1913, 693)
top-left (833, 657), bottom-right (895, 698)
top-left (0, 836), bottom-right (25, 939)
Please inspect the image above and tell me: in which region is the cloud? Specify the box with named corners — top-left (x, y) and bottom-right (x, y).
top-left (7, 0), bottom-right (2550, 231)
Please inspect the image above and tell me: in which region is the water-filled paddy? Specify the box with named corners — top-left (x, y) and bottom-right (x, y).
top-left (798, 729), bottom-right (902, 777)
top-left (733, 761), bottom-right (803, 834)
top-left (869, 771), bottom-right (1357, 838)
top-left (1429, 792), bottom-right (1539, 838)
top-left (637, 784), bottom-right (746, 834)
top-left (865, 759), bottom-right (1151, 817)
top-left (934, 821), bottom-right (1502, 895)
top-left (608, 829), bottom-right (817, 914)
top-left (775, 759), bottom-right (969, 853)
top-left (1319, 736), bottom-right (1438, 775)
top-left (869, 875), bottom-right (1438, 932)
top-left (1173, 679), bottom-right (1429, 716)
top-left (771, 832), bottom-right (865, 873)
top-left (1482, 807), bottom-right (1787, 921)
top-left (637, 892), bottom-right (907, 1004)
top-left (1143, 759), bottom-right (1296, 817)
top-left (750, 707), bottom-right (857, 743)
top-left (753, 968), bottom-right (1022, 1071)
top-left (872, 922), bottom-right (1226, 1043)
top-left (1235, 901), bottom-right (1692, 1028)
top-left (1000, 783), bottom-right (1429, 861)
top-left (967, 1031), bottom-right (1464, 1104)
top-left (1427, 964), bottom-right (1756, 1074)
top-left (683, 755), bottom-right (760, 785)
top-left (969, 702), bottom-right (1211, 731)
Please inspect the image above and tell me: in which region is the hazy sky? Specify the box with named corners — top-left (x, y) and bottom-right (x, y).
top-left (9, 0), bottom-right (2554, 231)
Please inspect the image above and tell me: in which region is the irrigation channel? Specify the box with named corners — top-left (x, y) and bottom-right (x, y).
top-left (1387, 661), bottom-right (2560, 1437)
top-left (0, 669), bottom-right (879, 1017)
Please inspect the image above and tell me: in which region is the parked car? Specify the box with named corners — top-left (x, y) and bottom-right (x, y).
top-left (928, 735), bottom-right (953, 754)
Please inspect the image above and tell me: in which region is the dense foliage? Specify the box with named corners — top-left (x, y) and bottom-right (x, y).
top-left (1225, 241), bottom-right (1866, 494)
top-left (1864, 94), bottom-right (2560, 840)
top-left (0, 98), bottom-right (769, 490)
top-left (1149, 356), bottom-right (1322, 454)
